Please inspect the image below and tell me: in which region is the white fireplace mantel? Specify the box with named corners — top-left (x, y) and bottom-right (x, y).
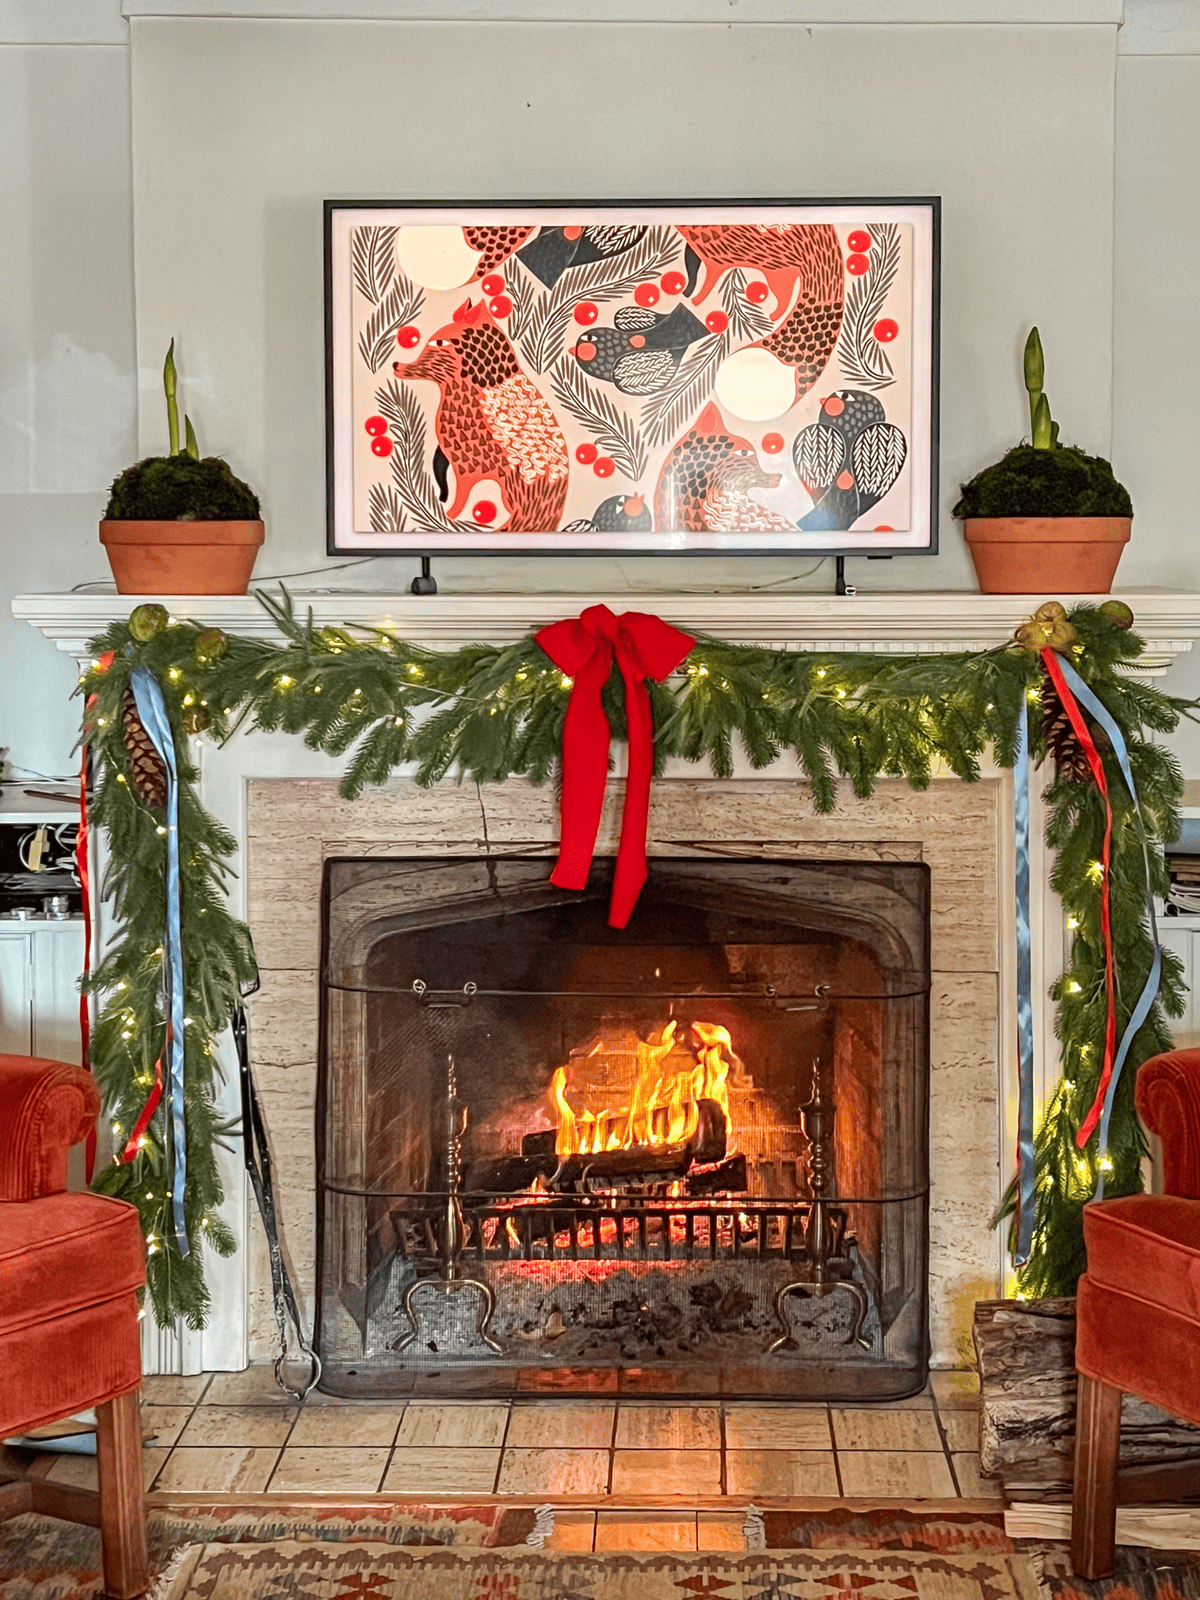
top-left (13, 586), bottom-right (1200, 673)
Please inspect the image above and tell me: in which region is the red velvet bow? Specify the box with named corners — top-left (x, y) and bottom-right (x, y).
top-left (535, 604), bottom-right (695, 928)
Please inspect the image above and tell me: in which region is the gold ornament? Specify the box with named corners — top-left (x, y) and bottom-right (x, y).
top-left (128, 603), bottom-right (169, 642)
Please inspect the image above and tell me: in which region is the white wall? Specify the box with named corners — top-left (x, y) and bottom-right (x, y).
top-left (3, 1), bottom-right (1199, 780)
top-left (0, 2), bottom-right (135, 786)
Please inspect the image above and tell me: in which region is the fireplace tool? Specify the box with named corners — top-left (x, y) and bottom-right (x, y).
top-left (768, 1058), bottom-right (869, 1354)
top-left (398, 1054), bottom-right (502, 1357)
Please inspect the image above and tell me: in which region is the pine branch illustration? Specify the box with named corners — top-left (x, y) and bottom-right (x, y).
top-left (550, 360), bottom-right (647, 481)
top-left (721, 270), bottom-right (773, 343)
top-left (358, 274), bottom-right (424, 373)
top-left (642, 333), bottom-right (730, 449)
top-left (377, 379), bottom-right (473, 536)
top-left (506, 266), bottom-right (536, 345)
top-left (521, 226), bottom-right (679, 377)
top-left (836, 222), bottom-right (901, 391)
top-left (351, 225), bottom-right (399, 304)
top-left (367, 482), bottom-right (406, 533)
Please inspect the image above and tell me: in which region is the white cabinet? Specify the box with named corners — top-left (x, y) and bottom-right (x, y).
top-left (1161, 917), bottom-right (1200, 1051)
top-left (0, 923), bottom-right (85, 1064)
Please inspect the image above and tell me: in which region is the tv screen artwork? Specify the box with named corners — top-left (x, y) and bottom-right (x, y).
top-left (325, 199), bottom-right (940, 559)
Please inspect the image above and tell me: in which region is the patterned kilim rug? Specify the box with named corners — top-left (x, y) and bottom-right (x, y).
top-left (161, 1543), bottom-right (1041, 1599)
top-left (1033, 1541), bottom-right (1200, 1599)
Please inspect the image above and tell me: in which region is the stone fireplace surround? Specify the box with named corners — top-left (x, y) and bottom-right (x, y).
top-left (16, 587), bottom-right (1200, 1382)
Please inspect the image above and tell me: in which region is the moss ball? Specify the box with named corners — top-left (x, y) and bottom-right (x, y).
top-left (105, 456), bottom-right (260, 521)
top-left (952, 445), bottom-right (1132, 520)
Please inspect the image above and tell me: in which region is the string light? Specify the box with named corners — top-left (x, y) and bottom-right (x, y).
top-left (407, 664), bottom-right (423, 678)
top-left (116, 772), bottom-right (127, 783)
top-left (1098, 1155), bottom-right (1114, 1173)
top-left (168, 668), bottom-right (181, 682)
top-left (560, 674), bottom-right (573, 689)
top-left (1088, 861), bottom-right (1104, 882)
top-left (1067, 980), bottom-right (1082, 994)
top-left (275, 675), bottom-right (294, 689)
top-left (1066, 914), bottom-right (1080, 930)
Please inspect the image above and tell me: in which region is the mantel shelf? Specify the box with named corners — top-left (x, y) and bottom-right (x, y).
top-left (13, 586), bottom-right (1200, 674)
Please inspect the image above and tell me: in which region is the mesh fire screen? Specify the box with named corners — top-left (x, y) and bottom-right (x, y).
top-left (316, 855), bottom-right (930, 1400)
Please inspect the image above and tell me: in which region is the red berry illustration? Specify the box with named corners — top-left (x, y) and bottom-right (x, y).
top-left (593, 457), bottom-right (615, 478)
top-left (874, 524), bottom-right (895, 533)
top-left (847, 229), bottom-right (872, 253)
top-left (846, 254), bottom-right (870, 276)
top-left (575, 442), bottom-right (598, 465)
top-left (488, 294), bottom-right (513, 318)
top-left (823, 395), bottom-right (845, 416)
top-left (574, 301), bottom-right (598, 325)
top-left (396, 325), bottom-right (421, 349)
top-left (874, 318), bottom-right (899, 343)
top-left (661, 271), bottom-right (686, 294)
top-left (761, 432), bottom-right (785, 454)
top-left (481, 274), bottom-right (505, 296)
top-left (364, 416), bottom-right (388, 436)
top-left (563, 225), bottom-right (583, 241)
top-left (634, 283), bottom-right (660, 308)
top-left (370, 436), bottom-right (393, 457)
top-left (472, 500), bottom-right (497, 525)
top-left (836, 469), bottom-right (855, 491)
top-left (746, 281), bottom-right (770, 305)
top-left (705, 311), bottom-right (729, 334)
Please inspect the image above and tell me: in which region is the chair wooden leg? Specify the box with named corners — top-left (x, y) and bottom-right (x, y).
top-left (1072, 1371), bottom-right (1122, 1580)
top-left (95, 1390), bottom-right (148, 1599)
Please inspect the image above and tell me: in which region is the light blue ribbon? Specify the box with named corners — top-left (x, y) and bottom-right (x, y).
top-left (1014, 694), bottom-right (1035, 1265)
top-left (130, 667), bottom-right (189, 1257)
top-left (1049, 653), bottom-right (1162, 1199)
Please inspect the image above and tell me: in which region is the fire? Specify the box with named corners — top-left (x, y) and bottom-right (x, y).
top-left (548, 1020), bottom-right (735, 1159)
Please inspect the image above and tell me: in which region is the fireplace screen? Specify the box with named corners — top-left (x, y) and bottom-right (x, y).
top-left (316, 856), bottom-right (930, 1400)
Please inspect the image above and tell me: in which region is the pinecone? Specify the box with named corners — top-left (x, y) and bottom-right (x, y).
top-left (1042, 678), bottom-right (1096, 784)
top-left (121, 686), bottom-right (167, 807)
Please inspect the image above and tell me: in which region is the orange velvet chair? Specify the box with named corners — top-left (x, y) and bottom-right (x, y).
top-left (1072, 1048), bottom-right (1200, 1578)
top-left (0, 1054), bottom-right (148, 1598)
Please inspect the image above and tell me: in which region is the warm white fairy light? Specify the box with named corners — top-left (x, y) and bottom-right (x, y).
top-left (168, 668), bottom-right (181, 681)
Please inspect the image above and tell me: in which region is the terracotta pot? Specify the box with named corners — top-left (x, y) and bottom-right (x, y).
top-left (100, 519), bottom-right (265, 595)
top-left (961, 516), bottom-right (1131, 595)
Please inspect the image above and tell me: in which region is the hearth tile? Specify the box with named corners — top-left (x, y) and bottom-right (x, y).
top-left (595, 1512), bottom-right (697, 1551)
top-left (201, 1366), bottom-right (299, 1406)
top-left (614, 1405), bottom-right (721, 1450)
top-left (830, 1407), bottom-right (942, 1452)
top-left (177, 1405), bottom-right (297, 1448)
top-left (939, 1409), bottom-right (981, 1453)
top-left (382, 1447), bottom-right (501, 1495)
top-left (930, 1368), bottom-right (981, 1410)
top-left (723, 1405), bottom-right (832, 1450)
top-left (542, 1510), bottom-right (596, 1551)
top-left (610, 1448), bottom-right (721, 1496)
top-left (268, 1446), bottom-right (391, 1493)
top-left (141, 1374), bottom-right (210, 1405)
top-left (516, 1367), bottom-right (618, 1394)
top-left (725, 1448), bottom-right (840, 1498)
top-left (951, 1451), bottom-right (1004, 1499)
top-left (837, 1449), bottom-right (957, 1498)
top-left (140, 1404), bottom-right (194, 1448)
top-left (394, 1403), bottom-right (509, 1449)
top-left (52, 1445), bottom-right (170, 1492)
top-left (153, 1446), bottom-right (280, 1493)
top-left (289, 1406), bottom-right (402, 1448)
top-left (496, 1448), bottom-right (610, 1495)
top-left (505, 1403), bottom-right (614, 1449)
top-left (697, 1512), bottom-right (748, 1550)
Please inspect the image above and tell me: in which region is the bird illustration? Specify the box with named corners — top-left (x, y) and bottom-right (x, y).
top-left (397, 299), bottom-right (569, 532)
top-left (654, 403), bottom-right (793, 534)
top-left (792, 390), bottom-right (907, 532)
top-left (463, 225), bottom-right (536, 282)
top-left (516, 225), bottom-right (647, 288)
top-left (570, 304), bottom-right (709, 396)
top-left (680, 223), bottom-right (845, 403)
top-left (562, 492), bottom-right (653, 535)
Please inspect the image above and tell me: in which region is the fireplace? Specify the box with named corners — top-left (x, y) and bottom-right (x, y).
top-left (316, 853), bottom-right (930, 1401)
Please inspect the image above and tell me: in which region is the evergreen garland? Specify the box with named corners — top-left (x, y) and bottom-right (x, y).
top-left (78, 592), bottom-right (1192, 1326)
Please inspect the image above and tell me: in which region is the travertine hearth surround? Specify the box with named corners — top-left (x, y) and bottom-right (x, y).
top-left (16, 588), bottom-right (1200, 1377)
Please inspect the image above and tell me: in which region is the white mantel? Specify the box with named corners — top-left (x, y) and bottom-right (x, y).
top-left (15, 584), bottom-right (1200, 1375)
top-left (15, 586), bottom-right (1200, 673)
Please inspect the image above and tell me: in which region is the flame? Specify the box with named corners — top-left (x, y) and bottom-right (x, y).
top-left (548, 1019), bottom-right (735, 1158)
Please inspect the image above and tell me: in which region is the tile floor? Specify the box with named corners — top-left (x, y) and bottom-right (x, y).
top-left (26, 1367), bottom-right (999, 1504)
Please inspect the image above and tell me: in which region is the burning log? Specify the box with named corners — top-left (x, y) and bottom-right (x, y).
top-left (522, 1098), bottom-right (726, 1181)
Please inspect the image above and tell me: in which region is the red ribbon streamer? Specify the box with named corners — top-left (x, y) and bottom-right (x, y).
top-left (1040, 648), bottom-right (1116, 1148)
top-left (118, 1047), bottom-right (165, 1165)
top-left (536, 605), bottom-right (695, 928)
top-left (77, 744), bottom-right (96, 1182)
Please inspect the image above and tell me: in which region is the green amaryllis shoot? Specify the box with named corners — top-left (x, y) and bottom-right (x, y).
top-left (164, 339), bottom-right (180, 457)
top-left (184, 415), bottom-right (200, 461)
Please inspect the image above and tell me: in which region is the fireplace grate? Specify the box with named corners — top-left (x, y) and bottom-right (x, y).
top-left (388, 1196), bottom-right (851, 1269)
